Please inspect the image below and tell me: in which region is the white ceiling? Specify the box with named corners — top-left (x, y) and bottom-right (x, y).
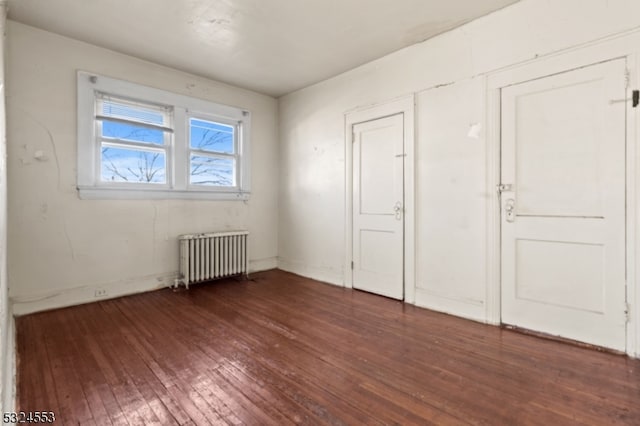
top-left (7, 0), bottom-right (520, 97)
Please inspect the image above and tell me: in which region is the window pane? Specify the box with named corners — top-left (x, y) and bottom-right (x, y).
top-left (190, 118), bottom-right (234, 154)
top-left (102, 99), bottom-right (165, 125)
top-left (190, 155), bottom-right (235, 186)
top-left (101, 146), bottom-right (166, 184)
top-left (102, 120), bottom-right (164, 145)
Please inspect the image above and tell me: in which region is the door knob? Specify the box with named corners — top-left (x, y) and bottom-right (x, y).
top-left (505, 198), bottom-right (515, 223)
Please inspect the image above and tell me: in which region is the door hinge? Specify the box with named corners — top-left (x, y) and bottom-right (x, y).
top-left (351, 261), bottom-right (354, 270)
top-left (625, 303), bottom-right (631, 323)
top-left (625, 68), bottom-right (631, 88)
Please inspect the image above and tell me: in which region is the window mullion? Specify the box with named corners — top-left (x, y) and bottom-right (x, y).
top-left (173, 107), bottom-right (188, 190)
top-left (164, 112), bottom-right (174, 189)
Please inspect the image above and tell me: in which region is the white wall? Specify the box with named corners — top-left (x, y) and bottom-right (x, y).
top-left (413, 78), bottom-right (487, 320)
top-left (6, 21), bottom-right (280, 315)
top-left (0, 1), bottom-right (13, 412)
top-left (278, 0), bottom-right (640, 349)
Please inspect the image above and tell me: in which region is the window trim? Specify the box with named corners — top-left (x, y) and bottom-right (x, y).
top-left (77, 71), bottom-right (251, 200)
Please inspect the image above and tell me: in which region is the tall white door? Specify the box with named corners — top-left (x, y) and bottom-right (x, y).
top-left (352, 114), bottom-right (404, 300)
top-left (500, 59), bottom-right (627, 351)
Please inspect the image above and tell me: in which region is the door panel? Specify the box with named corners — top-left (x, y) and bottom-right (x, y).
top-left (515, 239), bottom-right (604, 312)
top-left (501, 59), bottom-right (627, 351)
top-left (515, 78), bottom-right (605, 217)
top-left (360, 127), bottom-right (395, 214)
top-left (353, 114), bottom-right (404, 300)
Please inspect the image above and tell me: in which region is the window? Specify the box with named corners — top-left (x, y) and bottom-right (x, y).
top-left (188, 117), bottom-right (237, 187)
top-left (77, 72), bottom-right (251, 200)
top-left (98, 95), bottom-right (171, 184)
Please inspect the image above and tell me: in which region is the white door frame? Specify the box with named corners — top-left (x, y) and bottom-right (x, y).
top-left (486, 30), bottom-right (640, 356)
top-left (344, 95), bottom-right (416, 304)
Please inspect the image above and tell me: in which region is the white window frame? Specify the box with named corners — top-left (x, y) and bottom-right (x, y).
top-left (77, 71), bottom-right (251, 200)
top-left (186, 114), bottom-right (240, 190)
top-left (96, 93), bottom-right (173, 188)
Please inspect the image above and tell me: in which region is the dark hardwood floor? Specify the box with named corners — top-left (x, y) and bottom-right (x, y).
top-left (16, 269), bottom-right (640, 425)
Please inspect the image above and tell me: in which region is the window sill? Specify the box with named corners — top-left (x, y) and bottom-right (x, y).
top-left (77, 186), bottom-right (250, 201)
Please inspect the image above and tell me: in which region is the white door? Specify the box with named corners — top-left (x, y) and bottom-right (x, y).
top-left (352, 114), bottom-right (404, 300)
top-left (501, 59), bottom-right (627, 351)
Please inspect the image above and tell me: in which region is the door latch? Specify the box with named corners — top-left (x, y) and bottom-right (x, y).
top-left (393, 201), bottom-right (403, 220)
top-left (497, 183), bottom-right (513, 193)
top-left (609, 89), bottom-right (640, 107)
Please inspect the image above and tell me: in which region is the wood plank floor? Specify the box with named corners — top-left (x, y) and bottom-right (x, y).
top-left (16, 269), bottom-right (640, 425)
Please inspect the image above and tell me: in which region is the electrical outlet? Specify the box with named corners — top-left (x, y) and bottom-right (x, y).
top-left (94, 288), bottom-right (108, 298)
